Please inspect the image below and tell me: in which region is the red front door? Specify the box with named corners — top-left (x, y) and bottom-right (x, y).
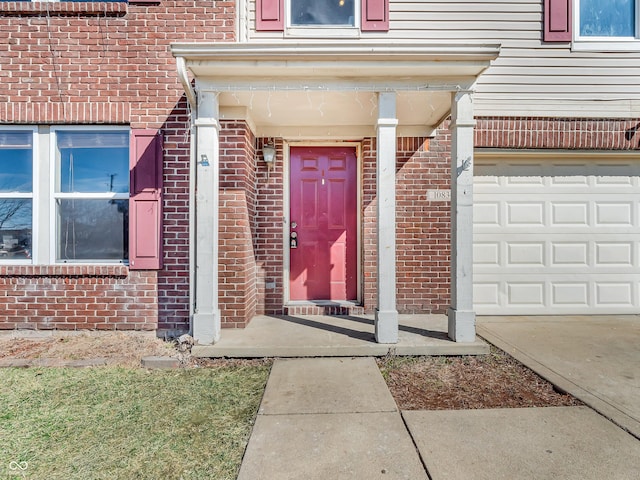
top-left (289, 146), bottom-right (358, 301)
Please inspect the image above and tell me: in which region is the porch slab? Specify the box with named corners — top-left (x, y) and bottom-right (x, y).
top-left (191, 314), bottom-right (489, 358)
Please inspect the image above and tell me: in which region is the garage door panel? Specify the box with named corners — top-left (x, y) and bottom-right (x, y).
top-left (550, 173), bottom-right (588, 185)
top-left (596, 283), bottom-right (634, 306)
top-left (551, 203), bottom-right (589, 225)
top-left (507, 243), bottom-right (545, 266)
top-left (474, 202), bottom-right (500, 225)
top-left (474, 158), bottom-right (640, 315)
top-left (508, 283), bottom-right (545, 306)
top-left (506, 175), bottom-right (544, 186)
top-left (507, 203), bottom-right (545, 226)
top-left (473, 283), bottom-right (500, 306)
top-left (475, 274), bottom-right (640, 314)
top-left (474, 242), bottom-right (500, 265)
top-left (595, 242), bottom-right (633, 266)
top-left (595, 202), bottom-right (634, 226)
top-left (552, 283), bottom-right (589, 306)
top-left (552, 243), bottom-right (589, 266)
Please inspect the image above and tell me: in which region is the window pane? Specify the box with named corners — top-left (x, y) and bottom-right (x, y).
top-left (0, 199), bottom-right (32, 260)
top-left (56, 131), bottom-right (129, 194)
top-left (290, 0), bottom-right (355, 26)
top-left (581, 0), bottom-right (635, 36)
top-left (56, 199), bottom-right (128, 261)
top-left (0, 131), bottom-right (33, 193)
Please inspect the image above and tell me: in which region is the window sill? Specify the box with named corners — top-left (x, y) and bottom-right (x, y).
top-left (572, 39), bottom-right (640, 52)
top-left (285, 26), bottom-right (361, 38)
top-left (0, 264), bottom-right (129, 278)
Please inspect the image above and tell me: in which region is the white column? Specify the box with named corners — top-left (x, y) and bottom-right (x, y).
top-left (192, 90), bottom-right (221, 344)
top-left (448, 90), bottom-right (476, 342)
top-left (375, 92), bottom-right (399, 344)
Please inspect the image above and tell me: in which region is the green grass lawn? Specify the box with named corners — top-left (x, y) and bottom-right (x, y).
top-left (0, 363), bottom-right (271, 480)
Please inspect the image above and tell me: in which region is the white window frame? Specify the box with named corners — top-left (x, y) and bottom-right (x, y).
top-left (285, 0), bottom-right (361, 38)
top-left (49, 126), bottom-right (130, 265)
top-left (0, 126), bottom-right (38, 265)
top-left (573, 0), bottom-right (640, 51)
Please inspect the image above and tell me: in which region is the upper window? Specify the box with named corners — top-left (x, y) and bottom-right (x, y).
top-left (255, 0), bottom-right (389, 34)
top-left (0, 130), bottom-right (34, 263)
top-left (290, 0), bottom-right (356, 27)
top-left (580, 0), bottom-right (635, 37)
top-left (575, 0), bottom-right (640, 50)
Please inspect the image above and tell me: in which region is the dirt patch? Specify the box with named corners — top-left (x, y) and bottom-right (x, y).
top-left (378, 346), bottom-right (582, 410)
top-left (0, 332), bottom-right (178, 368)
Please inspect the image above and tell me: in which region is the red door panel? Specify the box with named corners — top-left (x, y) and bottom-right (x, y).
top-left (289, 146), bottom-right (357, 301)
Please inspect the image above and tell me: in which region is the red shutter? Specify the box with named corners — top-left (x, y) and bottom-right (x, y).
top-left (129, 129), bottom-right (163, 270)
top-left (361, 0), bottom-right (389, 32)
top-left (544, 0), bottom-right (572, 42)
top-left (256, 0), bottom-right (284, 31)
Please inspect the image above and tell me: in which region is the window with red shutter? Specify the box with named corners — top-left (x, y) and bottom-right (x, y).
top-left (129, 129), bottom-right (163, 270)
top-left (256, 0), bottom-right (389, 32)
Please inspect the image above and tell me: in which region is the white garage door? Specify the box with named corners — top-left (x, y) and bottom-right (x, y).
top-left (473, 156), bottom-right (640, 315)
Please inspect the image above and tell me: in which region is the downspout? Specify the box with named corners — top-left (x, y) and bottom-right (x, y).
top-left (177, 57), bottom-right (197, 114)
top-left (176, 56), bottom-right (198, 328)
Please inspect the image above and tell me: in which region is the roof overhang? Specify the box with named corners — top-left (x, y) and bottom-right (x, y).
top-left (171, 43), bottom-right (500, 138)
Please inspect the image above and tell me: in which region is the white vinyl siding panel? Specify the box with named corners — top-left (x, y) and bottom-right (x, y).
top-left (474, 156), bottom-right (640, 315)
top-left (246, 0), bottom-right (640, 118)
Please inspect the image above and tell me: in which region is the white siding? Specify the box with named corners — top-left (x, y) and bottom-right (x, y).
top-left (245, 0), bottom-right (640, 118)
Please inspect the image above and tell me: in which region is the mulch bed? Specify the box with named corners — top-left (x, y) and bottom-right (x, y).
top-left (378, 347), bottom-right (582, 410)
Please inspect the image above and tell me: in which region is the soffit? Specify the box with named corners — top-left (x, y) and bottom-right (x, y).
top-left (171, 42), bottom-right (500, 138)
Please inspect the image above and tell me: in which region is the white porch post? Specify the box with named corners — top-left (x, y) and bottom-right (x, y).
top-left (448, 90), bottom-right (476, 342)
top-left (192, 90), bottom-right (221, 344)
top-left (375, 92), bottom-right (399, 344)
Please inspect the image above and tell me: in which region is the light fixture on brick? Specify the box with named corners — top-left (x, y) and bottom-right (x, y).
top-left (262, 141), bottom-right (276, 168)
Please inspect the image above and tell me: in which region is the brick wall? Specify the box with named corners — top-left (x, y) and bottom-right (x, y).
top-left (476, 117), bottom-right (640, 150)
top-left (219, 121), bottom-right (258, 327)
top-left (157, 98), bottom-right (192, 333)
top-left (363, 134), bottom-right (452, 314)
top-left (253, 138), bottom-right (286, 316)
top-left (0, 1), bottom-right (235, 332)
top-left (0, 266), bottom-right (156, 330)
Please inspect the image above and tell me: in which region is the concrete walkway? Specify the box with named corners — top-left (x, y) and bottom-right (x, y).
top-left (239, 357), bottom-right (640, 479)
top-left (478, 315), bottom-right (640, 439)
top-left (237, 358), bottom-right (428, 480)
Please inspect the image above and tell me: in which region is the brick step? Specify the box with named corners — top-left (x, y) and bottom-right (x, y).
top-left (283, 304), bottom-right (366, 316)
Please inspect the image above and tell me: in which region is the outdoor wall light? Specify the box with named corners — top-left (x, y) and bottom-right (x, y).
top-left (262, 142), bottom-right (276, 167)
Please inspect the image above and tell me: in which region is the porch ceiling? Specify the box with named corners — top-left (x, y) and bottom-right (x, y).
top-left (171, 43), bottom-right (500, 138)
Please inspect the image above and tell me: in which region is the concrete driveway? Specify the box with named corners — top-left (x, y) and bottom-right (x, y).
top-left (477, 315), bottom-right (640, 439)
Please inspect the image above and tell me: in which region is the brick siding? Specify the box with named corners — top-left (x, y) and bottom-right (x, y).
top-left (476, 117), bottom-right (640, 150)
top-left (253, 138), bottom-right (286, 316)
top-left (0, 1), bottom-right (235, 332)
top-left (219, 121), bottom-right (258, 328)
top-left (363, 135), bottom-right (452, 315)
top-left (0, 266), bottom-right (156, 330)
